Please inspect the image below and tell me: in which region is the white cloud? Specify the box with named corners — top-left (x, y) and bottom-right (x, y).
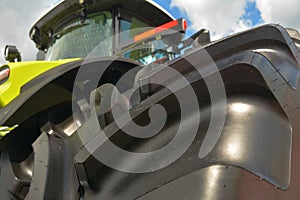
top-left (171, 0), bottom-right (300, 41)
top-left (256, 0), bottom-right (300, 30)
top-left (0, 0), bottom-right (61, 65)
top-left (171, 0), bottom-right (251, 39)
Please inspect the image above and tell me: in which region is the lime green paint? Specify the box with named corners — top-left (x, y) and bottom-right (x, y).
top-left (0, 125), bottom-right (18, 137)
top-left (0, 58), bottom-right (80, 107)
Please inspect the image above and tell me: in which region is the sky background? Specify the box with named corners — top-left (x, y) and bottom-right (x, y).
top-left (0, 0), bottom-right (299, 64)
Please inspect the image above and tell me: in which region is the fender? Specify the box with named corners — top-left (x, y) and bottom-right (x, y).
top-left (0, 57), bottom-right (139, 126)
top-left (0, 58), bottom-right (80, 107)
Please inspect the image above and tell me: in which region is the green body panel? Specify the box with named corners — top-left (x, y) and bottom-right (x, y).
top-left (0, 58), bottom-right (80, 107)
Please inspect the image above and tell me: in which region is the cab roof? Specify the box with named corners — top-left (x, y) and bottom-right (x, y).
top-left (30, 0), bottom-right (174, 50)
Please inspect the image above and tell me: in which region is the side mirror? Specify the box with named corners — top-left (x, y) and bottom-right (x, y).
top-left (4, 45), bottom-right (22, 62)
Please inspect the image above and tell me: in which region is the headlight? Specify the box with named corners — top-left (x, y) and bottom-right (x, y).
top-left (0, 66), bottom-right (10, 84)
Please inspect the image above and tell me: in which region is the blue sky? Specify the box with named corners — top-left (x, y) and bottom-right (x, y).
top-left (0, 0), bottom-right (300, 64)
top-left (242, 1), bottom-right (262, 26)
top-left (153, 0), bottom-right (183, 19)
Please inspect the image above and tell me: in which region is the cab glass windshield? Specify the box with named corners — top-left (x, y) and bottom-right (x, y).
top-left (46, 11), bottom-right (112, 60)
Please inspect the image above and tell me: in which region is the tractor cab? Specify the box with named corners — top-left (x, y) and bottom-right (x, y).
top-left (29, 0), bottom-right (187, 64)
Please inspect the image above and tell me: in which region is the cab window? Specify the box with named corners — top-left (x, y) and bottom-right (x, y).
top-left (46, 11), bottom-right (113, 61)
top-left (120, 16), bottom-right (150, 43)
top-left (119, 13), bottom-right (173, 64)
